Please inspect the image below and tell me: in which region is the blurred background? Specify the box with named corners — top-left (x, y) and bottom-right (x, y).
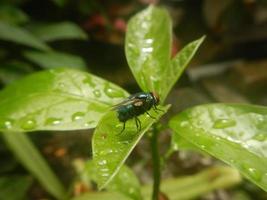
top-left (0, 0), bottom-right (267, 199)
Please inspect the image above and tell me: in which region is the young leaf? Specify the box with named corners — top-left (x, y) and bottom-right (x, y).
top-left (163, 36), bottom-right (205, 101)
top-left (0, 69), bottom-right (129, 132)
top-left (24, 50), bottom-right (87, 70)
top-left (125, 5), bottom-right (171, 98)
top-left (0, 22), bottom-right (50, 51)
top-left (169, 104), bottom-right (267, 192)
top-left (85, 161), bottom-right (142, 200)
top-left (2, 132), bottom-right (66, 199)
top-left (30, 22), bottom-right (87, 42)
top-left (92, 105), bottom-right (170, 189)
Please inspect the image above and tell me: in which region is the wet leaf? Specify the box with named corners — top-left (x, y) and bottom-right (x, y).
top-left (125, 6), bottom-right (204, 102)
top-left (2, 131), bottom-right (66, 199)
top-left (166, 36), bottom-right (205, 100)
top-left (92, 105), bottom-right (169, 189)
top-left (30, 22), bottom-right (87, 41)
top-left (0, 68), bottom-right (129, 132)
top-left (24, 50), bottom-right (87, 70)
top-left (0, 22), bottom-right (50, 51)
top-left (125, 6), bottom-right (171, 100)
top-left (85, 161), bottom-right (142, 200)
top-left (169, 104), bottom-right (267, 192)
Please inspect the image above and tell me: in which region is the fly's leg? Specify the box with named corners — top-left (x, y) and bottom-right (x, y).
top-left (146, 111), bottom-right (156, 119)
top-left (134, 117), bottom-right (139, 131)
top-left (135, 117), bottom-right (142, 132)
top-left (118, 122), bottom-right (126, 135)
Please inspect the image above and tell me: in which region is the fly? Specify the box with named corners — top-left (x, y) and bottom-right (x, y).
top-left (113, 92), bottom-right (162, 134)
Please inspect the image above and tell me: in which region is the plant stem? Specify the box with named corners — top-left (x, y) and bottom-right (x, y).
top-left (151, 125), bottom-right (161, 200)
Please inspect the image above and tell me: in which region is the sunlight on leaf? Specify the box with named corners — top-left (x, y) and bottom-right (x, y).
top-left (92, 105), bottom-right (170, 189)
top-left (169, 104), bottom-right (267, 192)
top-left (0, 69), bottom-right (129, 132)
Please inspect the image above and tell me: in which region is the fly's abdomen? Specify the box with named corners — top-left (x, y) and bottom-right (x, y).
top-left (117, 104), bottom-right (135, 122)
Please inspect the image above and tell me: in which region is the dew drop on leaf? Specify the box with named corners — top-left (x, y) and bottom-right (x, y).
top-left (93, 89), bottom-right (101, 98)
top-left (21, 119), bottom-right (36, 130)
top-left (83, 76), bottom-right (96, 88)
top-left (242, 163), bottom-right (261, 181)
top-left (104, 84), bottom-right (125, 98)
top-left (213, 119), bottom-right (236, 129)
top-left (71, 112), bottom-right (85, 121)
top-left (253, 133), bottom-right (267, 141)
top-left (0, 119), bottom-right (14, 129)
top-left (45, 117), bottom-right (62, 126)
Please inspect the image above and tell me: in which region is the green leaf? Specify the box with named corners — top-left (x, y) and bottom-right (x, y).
top-left (30, 22), bottom-right (87, 42)
top-left (0, 5), bottom-right (29, 25)
top-left (165, 36), bottom-right (205, 100)
top-left (125, 6), bottom-right (204, 102)
top-left (92, 105), bottom-right (170, 189)
top-left (125, 6), bottom-right (171, 99)
top-left (0, 22), bottom-right (50, 51)
top-left (2, 132), bottom-right (66, 199)
top-left (0, 175), bottom-right (32, 200)
top-left (24, 50), bottom-right (87, 70)
top-left (169, 104), bottom-right (267, 192)
top-left (85, 161), bottom-right (142, 200)
top-left (0, 68), bottom-right (129, 132)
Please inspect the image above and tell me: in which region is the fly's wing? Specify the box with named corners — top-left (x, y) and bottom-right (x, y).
top-left (111, 98), bottom-right (144, 110)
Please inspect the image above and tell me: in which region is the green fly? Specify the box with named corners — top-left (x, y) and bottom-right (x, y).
top-left (113, 92), bottom-right (161, 134)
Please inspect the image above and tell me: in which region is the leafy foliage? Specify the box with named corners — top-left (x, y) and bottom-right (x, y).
top-left (170, 104), bottom-right (267, 192)
top-left (0, 69), bottom-right (128, 132)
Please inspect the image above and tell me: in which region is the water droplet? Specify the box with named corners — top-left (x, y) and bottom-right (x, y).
top-left (241, 164), bottom-right (261, 181)
top-left (142, 47), bottom-right (153, 53)
top-left (0, 119), bottom-right (14, 129)
top-left (172, 143), bottom-right (179, 151)
top-left (45, 118), bottom-right (62, 126)
top-left (21, 119), bottom-right (36, 130)
top-left (253, 133), bottom-right (267, 141)
top-left (93, 89), bottom-right (101, 98)
top-left (145, 38), bottom-right (153, 44)
top-left (101, 173), bottom-right (109, 177)
top-left (213, 119), bottom-right (236, 129)
top-left (247, 167), bottom-right (261, 181)
top-left (71, 112), bottom-right (85, 121)
top-left (83, 77), bottom-right (96, 88)
top-left (98, 160), bottom-right (107, 166)
top-left (104, 84), bottom-right (125, 98)
top-left (200, 145), bottom-right (206, 149)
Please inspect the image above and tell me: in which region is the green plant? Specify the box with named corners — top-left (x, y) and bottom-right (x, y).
top-left (0, 5), bottom-right (266, 200)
